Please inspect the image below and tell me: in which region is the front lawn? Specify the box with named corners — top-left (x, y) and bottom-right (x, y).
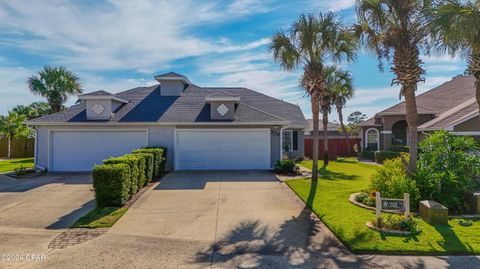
top-left (0, 158), bottom-right (34, 173)
top-left (286, 158), bottom-right (480, 254)
top-left (73, 207), bottom-right (128, 228)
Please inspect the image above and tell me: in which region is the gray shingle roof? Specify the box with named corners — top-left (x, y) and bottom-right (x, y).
top-left (418, 99), bottom-right (479, 130)
top-left (305, 119), bottom-right (341, 132)
top-left (28, 83), bottom-right (305, 126)
top-left (78, 90), bottom-right (113, 96)
top-left (377, 75), bottom-right (475, 116)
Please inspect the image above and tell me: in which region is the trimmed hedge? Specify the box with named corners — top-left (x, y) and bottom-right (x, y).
top-left (131, 152), bottom-right (154, 185)
top-left (92, 163), bottom-right (131, 206)
top-left (133, 147), bottom-right (166, 177)
top-left (104, 154), bottom-right (143, 195)
top-left (361, 150), bottom-right (375, 161)
top-left (389, 145), bottom-right (409, 152)
top-left (374, 150), bottom-right (408, 164)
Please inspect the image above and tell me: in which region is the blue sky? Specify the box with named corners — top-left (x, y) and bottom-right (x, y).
top-left (0, 0), bottom-right (466, 120)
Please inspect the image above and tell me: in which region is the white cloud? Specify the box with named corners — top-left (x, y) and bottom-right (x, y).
top-left (0, 66), bottom-right (42, 114)
top-left (313, 0), bottom-right (355, 11)
top-left (0, 0), bottom-right (272, 72)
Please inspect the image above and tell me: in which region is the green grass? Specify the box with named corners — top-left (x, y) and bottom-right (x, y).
top-left (0, 158), bottom-right (34, 173)
top-left (286, 158), bottom-right (480, 254)
top-left (72, 207), bottom-right (128, 228)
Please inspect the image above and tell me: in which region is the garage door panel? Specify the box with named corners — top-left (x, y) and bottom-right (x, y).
top-left (51, 131), bottom-right (148, 171)
top-left (176, 129), bottom-right (270, 170)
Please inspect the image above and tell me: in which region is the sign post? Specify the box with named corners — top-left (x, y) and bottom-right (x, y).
top-left (375, 192), bottom-right (410, 219)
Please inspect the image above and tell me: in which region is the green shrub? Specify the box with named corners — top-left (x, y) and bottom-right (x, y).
top-left (416, 131), bottom-right (480, 213)
top-left (92, 164), bottom-right (131, 206)
top-left (104, 155), bottom-right (142, 195)
top-left (132, 152), bottom-right (154, 186)
top-left (374, 150), bottom-right (407, 164)
top-left (133, 147), bottom-right (166, 178)
top-left (355, 192), bottom-right (369, 203)
top-left (274, 159), bottom-right (296, 174)
top-left (361, 150), bottom-right (375, 161)
top-left (370, 157), bottom-right (420, 210)
top-left (389, 145), bottom-right (409, 152)
top-left (375, 214), bottom-right (420, 233)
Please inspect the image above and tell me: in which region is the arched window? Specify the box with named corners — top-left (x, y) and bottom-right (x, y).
top-left (365, 128), bottom-right (379, 151)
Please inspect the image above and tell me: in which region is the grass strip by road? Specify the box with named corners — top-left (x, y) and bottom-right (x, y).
top-left (73, 207), bottom-right (128, 228)
top-left (0, 158), bottom-right (34, 173)
top-left (285, 158), bottom-right (480, 255)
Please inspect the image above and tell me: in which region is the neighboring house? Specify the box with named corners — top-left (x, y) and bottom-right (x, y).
top-left (359, 75), bottom-right (480, 151)
top-left (26, 72), bottom-right (305, 172)
top-left (304, 119), bottom-right (343, 138)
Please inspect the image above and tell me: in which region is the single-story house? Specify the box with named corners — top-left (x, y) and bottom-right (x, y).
top-left (359, 75), bottom-right (480, 151)
top-left (26, 72), bottom-right (305, 172)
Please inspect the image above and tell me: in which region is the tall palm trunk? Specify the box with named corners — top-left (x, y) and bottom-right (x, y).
top-left (311, 94), bottom-right (320, 181)
top-left (337, 105), bottom-right (351, 156)
top-left (469, 52), bottom-right (480, 112)
top-left (7, 137), bottom-right (11, 158)
top-left (404, 86), bottom-right (418, 172)
top-left (321, 100), bottom-right (329, 165)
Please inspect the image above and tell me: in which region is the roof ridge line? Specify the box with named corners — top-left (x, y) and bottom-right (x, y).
top-left (419, 98), bottom-right (476, 129)
top-left (240, 102), bottom-right (288, 123)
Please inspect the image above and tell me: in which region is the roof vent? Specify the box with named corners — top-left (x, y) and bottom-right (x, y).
top-left (78, 90), bottom-right (127, 120)
top-left (205, 93), bottom-right (240, 121)
top-left (154, 72), bottom-right (190, 96)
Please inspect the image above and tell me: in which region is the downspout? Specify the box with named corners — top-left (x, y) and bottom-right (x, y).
top-left (279, 126), bottom-right (286, 161)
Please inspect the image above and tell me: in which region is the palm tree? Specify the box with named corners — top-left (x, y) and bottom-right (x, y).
top-left (430, 0), bottom-right (480, 111)
top-left (355, 0), bottom-right (431, 172)
top-left (326, 67), bottom-right (354, 156)
top-left (0, 111), bottom-right (30, 158)
top-left (270, 12), bottom-right (356, 180)
top-left (28, 65), bottom-right (82, 112)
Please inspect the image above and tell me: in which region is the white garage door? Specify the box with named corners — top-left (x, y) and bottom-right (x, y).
top-left (175, 129), bottom-right (271, 170)
top-left (51, 130), bottom-right (148, 171)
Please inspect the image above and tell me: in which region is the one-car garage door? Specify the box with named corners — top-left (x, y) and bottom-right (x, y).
top-left (175, 129), bottom-right (271, 170)
top-left (51, 130), bottom-right (148, 171)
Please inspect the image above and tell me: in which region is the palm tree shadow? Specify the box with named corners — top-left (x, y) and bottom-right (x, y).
top-left (195, 207), bottom-right (371, 268)
top-left (319, 164), bottom-right (358, 180)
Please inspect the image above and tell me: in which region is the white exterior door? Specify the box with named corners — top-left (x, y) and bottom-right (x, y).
top-left (175, 129), bottom-right (271, 170)
top-left (51, 130), bottom-right (148, 171)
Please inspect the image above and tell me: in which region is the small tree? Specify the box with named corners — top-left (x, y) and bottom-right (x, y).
top-left (28, 65), bottom-right (82, 112)
top-left (0, 111), bottom-right (30, 158)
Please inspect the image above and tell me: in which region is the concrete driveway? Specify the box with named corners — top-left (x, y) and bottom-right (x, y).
top-left (27, 171), bottom-right (376, 269)
top-left (15, 171), bottom-right (480, 269)
top-left (0, 173), bottom-right (94, 268)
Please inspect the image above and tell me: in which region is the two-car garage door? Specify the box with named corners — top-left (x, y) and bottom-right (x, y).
top-left (51, 130), bottom-right (148, 171)
top-left (175, 129), bottom-right (271, 170)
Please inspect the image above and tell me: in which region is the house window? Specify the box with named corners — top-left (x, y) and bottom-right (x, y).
top-left (282, 130), bottom-right (293, 152)
top-left (292, 131), bottom-right (298, 151)
top-left (365, 128), bottom-right (379, 151)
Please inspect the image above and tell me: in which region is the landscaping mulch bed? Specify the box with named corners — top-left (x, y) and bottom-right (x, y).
top-left (365, 221), bottom-right (414, 235)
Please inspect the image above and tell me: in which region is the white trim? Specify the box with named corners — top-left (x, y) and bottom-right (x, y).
top-left (154, 75), bottom-right (191, 84)
top-left (33, 128), bottom-right (38, 167)
top-left (47, 128), bottom-right (149, 171)
top-left (380, 131), bottom-right (392, 134)
top-left (446, 111), bottom-right (479, 131)
top-left (26, 121), bottom-right (289, 126)
top-left (205, 96), bottom-right (241, 102)
top-left (174, 128), bottom-right (271, 171)
top-left (78, 95), bottom-right (128, 103)
top-left (453, 131), bottom-right (480, 136)
top-left (365, 128), bottom-right (380, 150)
